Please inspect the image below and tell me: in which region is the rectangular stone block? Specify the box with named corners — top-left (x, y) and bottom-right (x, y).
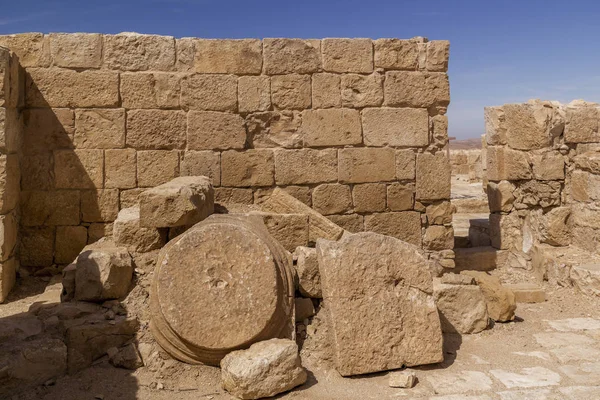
top-left (119, 188), bottom-right (146, 209)
top-left (571, 170), bottom-right (600, 202)
top-left (503, 103), bottom-right (552, 150)
top-left (387, 183), bottom-right (414, 211)
top-left (263, 39), bottom-right (321, 75)
top-left (426, 41), bottom-right (450, 72)
top-left (105, 149), bottom-right (137, 189)
top-left (74, 109), bottom-right (125, 149)
top-left (431, 114), bottom-right (449, 147)
top-left (302, 109), bottom-right (362, 147)
top-left (312, 73), bottom-right (341, 109)
top-left (0, 211), bottom-right (17, 261)
top-left (0, 154), bottom-right (20, 214)
top-left (486, 146), bottom-right (532, 181)
top-left (20, 190), bottom-right (80, 226)
top-left (181, 150), bottom-right (221, 186)
top-left (187, 111), bottom-right (246, 150)
top-left (215, 187), bottom-right (253, 205)
top-left (274, 148), bottom-right (337, 185)
top-left (103, 33), bottom-right (175, 71)
top-left (362, 108), bottom-right (429, 147)
top-left (396, 149), bottom-right (416, 180)
top-left (26, 68), bottom-right (119, 108)
top-left (416, 153), bottom-right (451, 201)
top-left (374, 38), bottom-right (419, 70)
top-left (81, 189), bottom-right (120, 222)
top-left (238, 76), bottom-right (271, 113)
top-left (312, 183), bottom-right (352, 215)
top-left (326, 214), bottom-right (363, 233)
top-left (55, 226), bottom-right (88, 264)
top-left (22, 108), bottom-right (74, 156)
top-left (489, 213), bottom-right (523, 251)
top-left (271, 74), bottom-right (311, 110)
top-left (54, 149), bottom-right (103, 189)
top-left (249, 212), bottom-right (309, 253)
top-left (190, 39), bottom-right (262, 74)
top-left (341, 74), bottom-right (383, 108)
top-left (221, 150), bottom-right (274, 187)
top-left (137, 150), bottom-right (179, 187)
top-left (246, 111), bottom-right (302, 149)
top-left (49, 33), bottom-right (102, 68)
top-left (322, 38), bottom-right (373, 73)
top-left (384, 71), bottom-right (450, 108)
top-left (0, 33), bottom-right (50, 68)
top-left (20, 227), bottom-right (54, 267)
top-left (120, 72), bottom-right (180, 109)
top-left (181, 74), bottom-right (237, 111)
top-left (0, 257), bottom-right (17, 302)
top-left (484, 106), bottom-right (507, 145)
top-left (532, 152), bottom-right (565, 181)
top-left (565, 106), bottom-right (600, 143)
top-left (423, 225), bottom-right (454, 251)
top-left (338, 148), bottom-right (395, 183)
top-left (364, 212), bottom-right (422, 246)
top-left (126, 109), bottom-right (186, 150)
top-left (353, 183), bottom-right (386, 213)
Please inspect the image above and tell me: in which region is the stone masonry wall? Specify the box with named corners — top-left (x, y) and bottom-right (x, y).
top-left (484, 99), bottom-right (600, 271)
top-left (0, 46), bottom-right (22, 300)
top-left (0, 33), bottom-right (452, 270)
top-left (450, 149), bottom-right (482, 182)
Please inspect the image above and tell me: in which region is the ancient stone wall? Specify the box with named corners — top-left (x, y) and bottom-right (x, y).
top-left (0, 33), bottom-right (451, 269)
top-left (450, 149), bottom-right (482, 182)
top-left (0, 46), bottom-right (22, 300)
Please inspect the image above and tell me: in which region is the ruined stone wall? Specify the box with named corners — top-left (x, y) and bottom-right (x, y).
top-left (450, 149), bottom-right (482, 182)
top-left (484, 99), bottom-right (600, 271)
top-left (0, 33), bottom-right (451, 269)
top-left (0, 46), bottom-right (22, 300)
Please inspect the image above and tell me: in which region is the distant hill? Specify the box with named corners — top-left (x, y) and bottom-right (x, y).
top-left (449, 138), bottom-right (482, 150)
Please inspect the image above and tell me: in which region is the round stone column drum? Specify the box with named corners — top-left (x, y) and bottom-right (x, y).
top-left (150, 214), bottom-right (295, 365)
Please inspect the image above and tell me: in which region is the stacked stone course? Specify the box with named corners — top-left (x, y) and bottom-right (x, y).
top-left (0, 33), bottom-right (451, 272)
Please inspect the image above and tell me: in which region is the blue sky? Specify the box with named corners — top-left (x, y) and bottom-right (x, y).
top-left (2, 0), bottom-right (600, 139)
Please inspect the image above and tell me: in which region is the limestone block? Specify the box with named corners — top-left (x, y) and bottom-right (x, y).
top-left (341, 74), bottom-right (383, 108)
top-left (113, 207), bottom-right (167, 253)
top-left (187, 111), bottom-right (246, 150)
top-left (487, 181), bottom-right (516, 213)
top-left (504, 283), bottom-right (546, 303)
top-left (74, 108), bottom-right (125, 149)
top-left (139, 176), bottom-right (214, 228)
top-left (338, 148), bottom-right (395, 183)
top-left (274, 148), bottom-right (337, 185)
top-left (384, 71), bottom-right (450, 108)
top-left (54, 149), bottom-right (103, 189)
top-left (396, 149), bottom-right (416, 180)
top-left (574, 151), bottom-right (600, 174)
top-left (570, 170), bottom-right (598, 202)
top-left (353, 183), bottom-right (386, 213)
top-left (532, 152), bottom-right (565, 181)
top-left (271, 74), bottom-right (311, 110)
top-left (295, 298), bottom-right (315, 321)
top-left (440, 274), bottom-right (475, 285)
top-left (105, 149), bottom-right (137, 189)
top-left (181, 74), bottom-right (237, 111)
top-left (416, 153), bottom-right (451, 201)
top-left (26, 68), bottom-right (119, 108)
top-left (0, 257), bottom-right (17, 302)
top-left (426, 40), bottom-right (450, 72)
top-left (107, 343), bottom-right (143, 370)
top-left (454, 246), bottom-right (508, 272)
top-left (221, 339), bottom-right (307, 399)
top-left (426, 201), bottom-right (453, 225)
top-left (126, 109), bottom-right (186, 150)
top-left (570, 264), bottom-right (600, 297)
top-left (486, 146), bottom-right (532, 181)
top-left (120, 72), bottom-right (180, 109)
top-left (0, 154), bottom-right (20, 214)
top-left (263, 38), bottom-right (321, 75)
top-left (489, 213), bottom-right (522, 251)
top-left (388, 370), bottom-right (417, 388)
top-left (150, 215), bottom-right (295, 365)
top-left (49, 33), bottom-right (102, 68)
top-left (221, 150), bottom-right (275, 187)
top-left (302, 108), bottom-right (361, 147)
top-left (540, 207), bottom-right (571, 247)
top-left (181, 151), bottom-right (220, 186)
top-left (431, 114), bottom-right (449, 147)
top-left (247, 111), bottom-right (302, 149)
top-left (0, 212), bottom-right (17, 261)
top-left (362, 108), bottom-right (428, 147)
top-left (328, 214), bottom-right (363, 233)
top-left (387, 183), bottom-right (414, 211)
top-left (20, 190), bottom-right (80, 226)
top-left (312, 73), bottom-right (341, 108)
top-left (215, 187), bottom-right (253, 205)
top-left (21, 108), bottom-right (74, 156)
top-left (312, 183), bottom-right (352, 215)
top-left (517, 180), bottom-right (561, 208)
top-left (103, 33), bottom-right (175, 71)
top-left (374, 38), bottom-right (419, 70)
top-left (434, 281), bottom-right (489, 334)
top-left (484, 106), bottom-right (506, 145)
top-left (55, 226), bottom-right (88, 264)
top-left (424, 226), bottom-right (454, 251)
top-left (20, 227), bottom-right (54, 267)
top-left (565, 105), bottom-right (600, 143)
top-left (461, 271), bottom-right (516, 322)
top-left (294, 246), bottom-right (321, 298)
top-left (322, 38), bottom-right (373, 73)
top-left (254, 213), bottom-right (309, 253)
top-left (238, 76), bottom-right (271, 113)
top-left (316, 232), bottom-right (443, 376)
top-left (503, 103), bottom-right (552, 150)
top-left (81, 189), bottom-right (120, 222)
top-left (191, 39), bottom-right (262, 74)
top-left (262, 188), bottom-right (344, 243)
top-left (137, 150), bottom-right (179, 187)
top-left (73, 240), bottom-right (133, 301)
top-left (364, 212), bottom-right (422, 246)
top-left (0, 33), bottom-right (49, 67)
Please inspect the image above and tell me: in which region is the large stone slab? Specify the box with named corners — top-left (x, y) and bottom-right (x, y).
top-left (113, 207), bottom-right (167, 253)
top-left (316, 232), bottom-right (443, 376)
top-left (150, 214), bottom-right (295, 366)
top-left (220, 339), bottom-right (307, 399)
top-left (490, 367), bottom-right (561, 389)
top-left (139, 176), bottom-right (214, 228)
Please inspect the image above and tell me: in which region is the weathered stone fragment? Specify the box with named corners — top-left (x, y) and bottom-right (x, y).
top-left (316, 232), bottom-right (443, 376)
top-left (433, 280), bottom-right (489, 334)
top-left (532, 152), bottom-right (565, 181)
top-left (247, 111), bottom-right (302, 149)
top-left (294, 246), bottom-right (321, 298)
top-left (396, 149), bottom-right (416, 180)
top-left (139, 176), bottom-right (214, 228)
top-left (105, 148), bottom-right (137, 189)
top-left (248, 212), bottom-right (309, 253)
top-left (504, 283), bottom-right (546, 303)
top-left (426, 201), bottom-right (453, 225)
top-left (487, 181), bottom-right (515, 213)
top-left (388, 370), bottom-right (417, 388)
top-left (107, 343), bottom-right (144, 370)
top-left (220, 339), bottom-right (307, 399)
top-left (295, 298), bottom-right (315, 321)
top-left (113, 207), bottom-right (167, 253)
top-left (570, 264), bottom-right (600, 297)
top-left (461, 271), bottom-right (516, 322)
top-left (0, 33), bottom-right (49, 67)
top-left (0, 258), bottom-right (17, 302)
top-left (424, 226), bottom-right (454, 251)
top-left (565, 105), bottom-right (600, 143)
top-left (426, 40), bottom-right (450, 72)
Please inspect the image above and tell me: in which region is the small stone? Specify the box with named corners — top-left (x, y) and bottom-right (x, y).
top-left (293, 246), bottom-right (321, 298)
top-left (294, 298), bottom-right (315, 322)
top-left (388, 370), bottom-right (417, 388)
top-left (461, 271), bottom-right (517, 322)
